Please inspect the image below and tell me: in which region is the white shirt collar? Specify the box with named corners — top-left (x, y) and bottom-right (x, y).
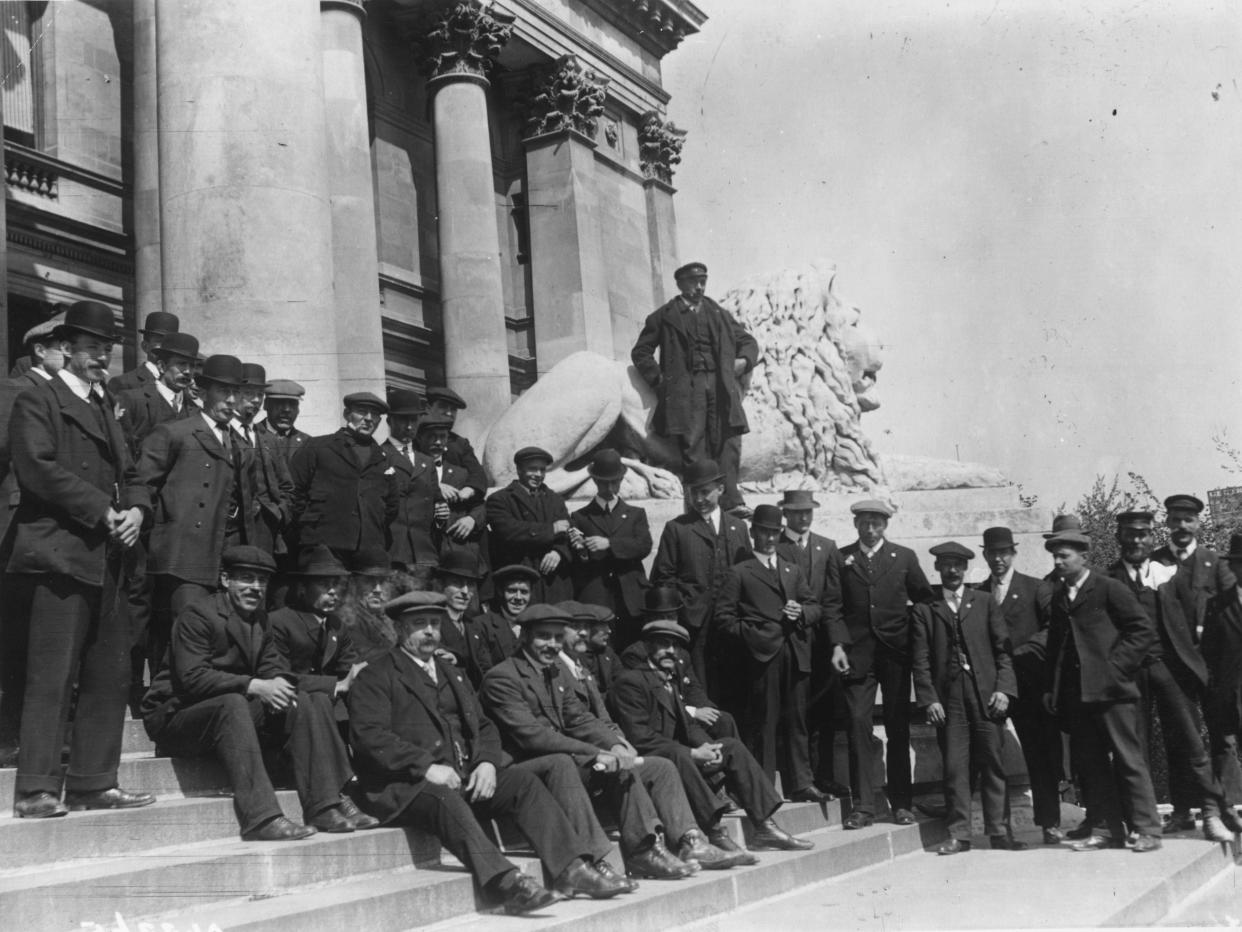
top-left (595, 496), bottom-right (618, 513)
top-left (757, 551), bottom-right (777, 569)
top-left (1178, 540), bottom-right (1198, 558)
top-left (155, 378), bottom-right (178, 407)
top-left (57, 367), bottom-right (105, 401)
top-left (30, 366), bottom-right (52, 381)
top-left (201, 412), bottom-right (229, 444)
top-left (785, 529), bottom-right (808, 547)
top-left (699, 508), bottom-right (720, 534)
top-left (144, 360), bottom-right (161, 378)
top-left (401, 647), bottom-right (437, 682)
top-left (860, 538), bottom-right (886, 558)
top-left (991, 566), bottom-right (1015, 589)
top-left (1066, 569), bottom-right (1090, 599)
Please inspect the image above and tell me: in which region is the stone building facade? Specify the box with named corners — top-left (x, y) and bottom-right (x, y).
top-left (0, 0), bottom-right (703, 437)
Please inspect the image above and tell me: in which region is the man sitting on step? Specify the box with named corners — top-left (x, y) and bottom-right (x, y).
top-left (142, 546), bottom-right (364, 840)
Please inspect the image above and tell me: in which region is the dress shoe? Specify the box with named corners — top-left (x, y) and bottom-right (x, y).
top-left (554, 860), bottom-right (627, 900)
top-left (14, 791), bottom-right (67, 819)
top-left (241, 815), bottom-right (317, 841)
top-left (65, 787), bottom-right (156, 811)
top-left (707, 825), bottom-right (760, 864)
top-left (1203, 816), bottom-right (1233, 843)
top-left (1131, 834), bottom-right (1162, 853)
top-left (937, 837), bottom-right (971, 855)
top-left (1065, 821), bottom-right (1094, 840)
top-left (751, 818), bottom-right (814, 851)
top-left (1042, 827), bottom-right (1065, 845)
top-left (593, 859), bottom-right (638, 892)
top-left (989, 834), bottom-right (1029, 851)
top-left (1163, 810), bottom-right (1196, 832)
top-left (677, 828), bottom-right (744, 869)
top-left (892, 808), bottom-right (917, 825)
top-left (1220, 807), bottom-right (1242, 834)
top-left (816, 780), bottom-right (852, 799)
top-left (843, 811), bottom-right (874, 830)
top-left (337, 794), bottom-right (380, 830)
top-left (624, 838), bottom-right (695, 879)
top-left (307, 805), bottom-right (354, 833)
top-left (497, 871), bottom-right (559, 915)
top-left (788, 785), bottom-right (830, 804)
top-left (1068, 834), bottom-right (1124, 852)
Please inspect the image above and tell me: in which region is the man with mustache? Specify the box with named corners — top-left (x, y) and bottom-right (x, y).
top-left (116, 331), bottom-right (199, 458)
top-left (254, 379), bottom-right (310, 469)
top-left (107, 310), bottom-right (180, 395)
top-left (474, 563), bottom-right (538, 667)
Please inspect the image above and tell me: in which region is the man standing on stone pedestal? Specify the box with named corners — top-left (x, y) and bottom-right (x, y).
top-left (107, 311), bottom-right (179, 395)
top-left (631, 262), bottom-right (759, 516)
top-left (254, 379), bottom-right (311, 470)
top-left (383, 390), bottom-right (446, 585)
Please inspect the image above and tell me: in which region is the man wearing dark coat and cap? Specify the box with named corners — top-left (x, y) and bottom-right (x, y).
top-left (485, 446), bottom-right (574, 603)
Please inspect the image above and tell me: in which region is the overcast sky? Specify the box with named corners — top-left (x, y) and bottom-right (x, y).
top-left (662, 0), bottom-right (1242, 509)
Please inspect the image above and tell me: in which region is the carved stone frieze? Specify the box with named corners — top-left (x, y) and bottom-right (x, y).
top-left (638, 111), bottom-right (685, 183)
top-left (580, 0), bottom-right (704, 57)
top-left (525, 54), bottom-right (609, 139)
top-left (399, 0), bottom-right (515, 82)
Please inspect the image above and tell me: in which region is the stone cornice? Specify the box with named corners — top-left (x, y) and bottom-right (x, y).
top-left (579, 0), bottom-right (705, 58)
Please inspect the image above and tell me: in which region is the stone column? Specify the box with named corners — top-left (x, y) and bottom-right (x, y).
top-left (639, 112), bottom-right (687, 308)
top-left (403, 0), bottom-right (514, 442)
top-left (156, 0), bottom-right (341, 436)
top-left (321, 0), bottom-right (386, 399)
top-left (522, 55), bottom-right (613, 375)
top-left (132, 0), bottom-right (161, 339)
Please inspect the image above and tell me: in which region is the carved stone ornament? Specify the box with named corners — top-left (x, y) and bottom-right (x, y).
top-left (406, 0), bottom-right (515, 81)
top-left (638, 111), bottom-right (686, 183)
top-left (526, 54), bottom-right (610, 138)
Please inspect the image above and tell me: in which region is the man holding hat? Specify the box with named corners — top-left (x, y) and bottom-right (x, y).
top-left (1042, 527), bottom-right (1163, 852)
top-left (116, 331), bottom-right (199, 458)
top-left (1153, 494), bottom-right (1235, 643)
top-left (142, 545), bottom-right (361, 839)
top-left (383, 389), bottom-right (446, 583)
top-left (833, 498), bottom-right (934, 829)
top-left (107, 310), bottom-right (179, 395)
top-left (715, 504), bottom-right (827, 801)
top-left (430, 550), bottom-right (494, 689)
top-left (631, 261), bottom-right (759, 514)
top-left (485, 446), bottom-right (574, 603)
top-left (349, 591), bottom-right (629, 908)
top-left (1204, 535), bottom-right (1242, 821)
top-left (423, 385), bottom-right (488, 502)
top-left (976, 526), bottom-right (1063, 843)
top-left (7, 300), bottom-right (153, 818)
top-left (254, 379), bottom-right (310, 468)
top-left (569, 448), bottom-right (653, 649)
top-left (474, 563), bottom-right (539, 666)
top-left (290, 392), bottom-right (399, 565)
top-left (483, 603), bottom-right (744, 876)
top-left (913, 541), bottom-right (1021, 854)
top-left (651, 458), bottom-right (753, 695)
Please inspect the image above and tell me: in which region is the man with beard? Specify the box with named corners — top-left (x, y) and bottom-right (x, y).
top-left (290, 393), bottom-right (398, 565)
top-left (339, 547), bottom-right (399, 663)
top-left (350, 592), bottom-right (628, 909)
top-left (474, 564), bottom-right (537, 666)
top-left (117, 331), bottom-right (199, 458)
top-left (414, 414), bottom-right (488, 574)
top-left (564, 601), bottom-right (624, 697)
top-left (559, 601), bottom-right (622, 721)
top-left (383, 390), bottom-right (445, 583)
top-left (232, 363), bottom-right (293, 561)
top-left (486, 446), bottom-right (574, 603)
top-left (483, 605), bottom-right (745, 876)
top-left (254, 379), bottom-right (310, 469)
top-left (107, 310), bottom-right (179, 395)
top-left (609, 619), bottom-right (812, 861)
top-left (143, 546), bottom-right (361, 838)
top-left (430, 550), bottom-right (493, 689)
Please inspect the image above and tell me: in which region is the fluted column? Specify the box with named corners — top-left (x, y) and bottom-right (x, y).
top-left (132, 0), bottom-right (161, 336)
top-left (156, 0), bottom-right (341, 435)
top-left (321, 0), bottom-right (386, 400)
top-left (640, 111), bottom-right (686, 309)
top-left (405, 0), bottom-right (514, 442)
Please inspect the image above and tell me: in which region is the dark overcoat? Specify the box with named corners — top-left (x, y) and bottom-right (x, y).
top-left (912, 590), bottom-right (1016, 709)
top-left (1107, 561), bottom-right (1207, 687)
top-left (444, 431), bottom-right (488, 497)
top-left (382, 440), bottom-right (442, 570)
top-left (289, 429), bottom-right (398, 554)
top-left (650, 511), bottom-right (752, 632)
top-left (242, 425), bottom-right (293, 557)
top-left (254, 420), bottom-right (310, 469)
top-left (608, 664), bottom-right (711, 758)
top-left (837, 540), bottom-right (935, 674)
top-left (116, 382), bottom-right (192, 458)
top-left (268, 606), bottom-right (359, 696)
top-left (107, 362), bottom-right (155, 396)
top-left (570, 497), bottom-right (652, 618)
top-left (714, 556), bottom-right (825, 670)
top-left (1203, 585), bottom-right (1242, 731)
top-left (1152, 543), bottom-right (1237, 641)
top-left (485, 481), bottom-right (573, 602)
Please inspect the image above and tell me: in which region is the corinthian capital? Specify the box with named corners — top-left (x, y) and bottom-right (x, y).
top-left (402, 0), bottom-right (515, 81)
top-left (526, 55), bottom-right (609, 138)
top-left (638, 111), bottom-right (686, 184)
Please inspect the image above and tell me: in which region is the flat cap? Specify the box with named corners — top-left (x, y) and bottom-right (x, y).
top-left (981, 527), bottom-right (1016, 550)
top-left (1164, 494), bottom-right (1204, 514)
top-left (343, 391), bottom-right (389, 413)
top-left (1116, 510), bottom-right (1155, 526)
top-left (751, 504), bottom-right (784, 531)
top-left (929, 541), bottom-right (975, 561)
top-left (850, 498), bottom-right (894, 518)
top-left (517, 603), bottom-right (575, 627)
top-left (559, 601), bottom-right (615, 625)
top-left (23, 313), bottom-right (64, 346)
top-left (674, 261), bottom-right (708, 280)
top-left (384, 590), bottom-right (448, 619)
top-left (493, 564), bottom-right (541, 585)
top-left (387, 389), bottom-right (424, 417)
top-left (416, 414), bottom-right (454, 433)
top-left (514, 446), bottom-right (553, 467)
top-left (265, 379), bottom-right (305, 400)
top-left (140, 311), bottom-right (180, 336)
top-left (221, 545), bottom-right (276, 573)
top-left (425, 386), bottom-right (467, 409)
top-left (1045, 531), bottom-right (1091, 552)
top-left (641, 619), bottom-right (690, 644)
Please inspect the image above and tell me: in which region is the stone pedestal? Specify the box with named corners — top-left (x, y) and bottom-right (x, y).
top-left (644, 176), bottom-right (679, 310)
top-left (155, 0), bottom-right (341, 435)
top-left (524, 129), bottom-right (613, 375)
top-left (132, 0), bottom-right (161, 337)
top-left (320, 0), bottom-right (387, 400)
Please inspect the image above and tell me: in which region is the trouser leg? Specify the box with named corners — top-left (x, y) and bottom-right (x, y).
top-left (1011, 699), bottom-right (1063, 828)
top-left (581, 762), bottom-right (660, 855)
top-left (511, 754), bottom-right (612, 862)
top-left (636, 756), bottom-right (698, 840)
top-left (476, 766), bottom-right (587, 879)
top-left (658, 744), bottom-right (728, 827)
top-left (876, 650), bottom-right (913, 811)
top-left (1149, 659), bottom-right (1222, 817)
top-left (1070, 705), bottom-right (1124, 839)
top-left (0, 575), bottom-right (34, 750)
top-left (965, 687), bottom-right (1009, 836)
top-left (400, 783), bottom-right (516, 890)
top-left (1099, 700), bottom-right (1161, 836)
top-left (780, 650), bottom-right (813, 794)
top-left (283, 689), bottom-right (353, 819)
top-left (843, 673), bottom-right (881, 816)
top-left (743, 653), bottom-right (779, 784)
top-left (719, 735), bottom-right (782, 823)
top-left (940, 677), bottom-right (972, 839)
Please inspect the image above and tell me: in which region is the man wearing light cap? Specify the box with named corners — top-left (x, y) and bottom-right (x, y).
top-left (289, 392), bottom-right (399, 565)
top-left (108, 310), bottom-right (179, 395)
top-left (833, 498), bottom-right (934, 829)
top-left (11, 310), bottom-right (66, 384)
top-left (913, 541), bottom-right (1021, 854)
top-left (485, 445), bottom-right (574, 603)
top-left (631, 261), bottom-right (759, 515)
top-left (255, 379), bottom-right (310, 468)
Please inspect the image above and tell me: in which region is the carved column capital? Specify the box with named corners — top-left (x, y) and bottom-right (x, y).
top-left (525, 54), bottom-right (609, 139)
top-left (400, 0), bottom-right (515, 85)
top-left (638, 111), bottom-right (686, 184)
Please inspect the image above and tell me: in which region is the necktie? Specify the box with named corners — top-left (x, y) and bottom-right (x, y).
top-left (992, 581), bottom-right (1005, 606)
top-left (946, 590), bottom-right (960, 615)
top-left (543, 666), bottom-right (565, 729)
top-left (1176, 549), bottom-right (1189, 563)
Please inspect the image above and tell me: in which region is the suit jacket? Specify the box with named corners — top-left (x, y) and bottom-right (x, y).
top-left (558, 653), bottom-right (621, 730)
top-left (912, 588), bottom-right (1015, 709)
top-left (1046, 572), bottom-right (1154, 706)
top-left (620, 640), bottom-right (716, 711)
top-left (349, 648), bottom-right (507, 823)
top-left (0, 374), bottom-right (41, 546)
top-left (608, 663), bottom-right (711, 758)
top-left (268, 606), bottom-right (359, 696)
top-left (107, 362), bottom-right (157, 396)
top-left (438, 612), bottom-right (495, 689)
top-left (1107, 561), bottom-right (1207, 687)
top-left (481, 652), bottom-right (620, 763)
top-left (116, 382), bottom-right (192, 459)
top-left (485, 481), bottom-right (573, 602)
top-left (475, 607), bottom-right (520, 669)
top-left (581, 646), bottom-right (623, 695)
top-left (141, 592), bottom-right (287, 733)
top-left (137, 415), bottom-right (258, 585)
top-left (630, 295), bottom-right (759, 436)
top-left (254, 420), bottom-right (310, 469)
top-left (289, 429), bottom-right (399, 554)
top-left (777, 531), bottom-right (846, 667)
top-left (651, 510), bottom-right (752, 631)
top-left (570, 498), bottom-right (651, 617)
top-left (1152, 543), bottom-right (1236, 641)
top-left (975, 571), bottom-right (1051, 691)
top-left (1203, 585), bottom-right (1242, 729)
top-left (382, 440), bottom-right (443, 569)
top-left (837, 539), bottom-right (935, 674)
top-left (715, 556), bottom-right (824, 670)
top-left (6, 376), bottom-right (148, 585)
top-left (440, 458), bottom-right (487, 545)
top-left (444, 431), bottom-right (488, 497)
top-left (236, 423), bottom-right (294, 556)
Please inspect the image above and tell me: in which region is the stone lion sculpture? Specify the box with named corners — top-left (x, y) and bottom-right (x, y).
top-left (481, 264), bottom-right (887, 498)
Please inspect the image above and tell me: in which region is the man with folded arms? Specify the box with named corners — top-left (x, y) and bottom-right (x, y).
top-left (142, 546), bottom-right (360, 839)
top-left (486, 446), bottom-right (574, 603)
top-left (349, 592), bottom-right (628, 910)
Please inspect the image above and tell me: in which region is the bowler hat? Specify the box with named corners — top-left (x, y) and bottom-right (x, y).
top-left (751, 504), bottom-right (784, 531)
top-left (683, 459), bottom-right (724, 488)
top-left (588, 448), bottom-right (627, 482)
top-left (140, 311), bottom-right (180, 337)
top-left (1164, 494), bottom-right (1205, 515)
top-left (514, 446), bottom-right (553, 467)
top-left (61, 301), bottom-right (121, 342)
top-left (981, 527), bottom-right (1016, 551)
top-left (151, 332), bottom-right (199, 361)
top-left (387, 389), bottom-right (423, 417)
top-left (929, 541), bottom-right (975, 561)
top-left (559, 601), bottom-right (615, 625)
top-left (434, 549), bottom-right (485, 581)
top-left (516, 604), bottom-right (575, 627)
top-left (850, 498), bottom-right (894, 518)
top-left (349, 546), bottom-right (392, 578)
top-left (1045, 531), bottom-right (1091, 552)
top-left (425, 386), bottom-right (467, 409)
top-left (241, 363), bottom-right (269, 389)
top-left (221, 545), bottom-right (276, 574)
top-left (1042, 514), bottom-right (1081, 539)
top-left (23, 313), bottom-right (64, 346)
top-left (343, 391), bottom-right (389, 414)
top-left (780, 490), bottom-right (820, 510)
top-left (641, 619), bottom-right (690, 644)
top-left (265, 379), bottom-right (305, 401)
top-left (674, 261), bottom-right (708, 280)
top-left (1224, 533), bottom-right (1242, 560)
top-left (384, 590), bottom-right (448, 620)
top-left (493, 564), bottom-right (541, 586)
top-left (197, 354), bottom-right (245, 387)
top-left (290, 544), bottom-right (347, 577)
top-left (416, 414), bottom-right (454, 434)
top-left (643, 586), bottom-right (684, 616)
top-left (1116, 510), bottom-right (1155, 526)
